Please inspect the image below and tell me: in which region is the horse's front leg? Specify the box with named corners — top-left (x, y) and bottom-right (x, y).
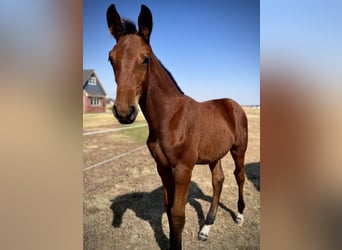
top-left (170, 162), bottom-right (192, 250)
top-left (156, 163), bottom-right (174, 242)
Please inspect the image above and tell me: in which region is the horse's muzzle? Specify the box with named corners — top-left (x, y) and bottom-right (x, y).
top-left (113, 104), bottom-right (138, 124)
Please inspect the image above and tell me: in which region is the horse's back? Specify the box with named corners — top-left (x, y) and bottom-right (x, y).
top-left (200, 98), bottom-right (247, 131)
top-left (213, 98), bottom-right (248, 151)
top-left (192, 98), bottom-right (247, 163)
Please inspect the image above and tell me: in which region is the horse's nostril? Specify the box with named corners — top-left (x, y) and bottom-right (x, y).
top-left (112, 104), bottom-right (137, 124)
top-left (130, 105), bottom-right (136, 114)
top-left (129, 105), bottom-right (137, 120)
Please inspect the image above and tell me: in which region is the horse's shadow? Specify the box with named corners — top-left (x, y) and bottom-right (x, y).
top-left (110, 181), bottom-right (237, 249)
top-left (245, 162), bottom-right (260, 191)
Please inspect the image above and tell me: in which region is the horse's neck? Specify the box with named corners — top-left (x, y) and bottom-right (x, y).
top-left (139, 57), bottom-right (183, 130)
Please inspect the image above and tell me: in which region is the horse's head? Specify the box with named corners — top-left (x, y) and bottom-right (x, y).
top-left (106, 4), bottom-right (153, 124)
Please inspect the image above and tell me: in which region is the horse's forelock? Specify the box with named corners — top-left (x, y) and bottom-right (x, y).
top-left (121, 19), bottom-right (137, 35)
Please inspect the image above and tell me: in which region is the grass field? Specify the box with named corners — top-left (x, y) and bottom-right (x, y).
top-left (83, 107), bottom-right (260, 249)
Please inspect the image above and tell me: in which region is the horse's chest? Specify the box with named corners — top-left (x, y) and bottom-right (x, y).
top-left (147, 140), bottom-right (170, 167)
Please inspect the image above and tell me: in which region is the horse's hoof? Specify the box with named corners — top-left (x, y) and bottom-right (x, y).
top-left (198, 224), bottom-right (211, 241)
top-left (198, 232), bottom-right (208, 241)
top-left (235, 213), bottom-right (244, 226)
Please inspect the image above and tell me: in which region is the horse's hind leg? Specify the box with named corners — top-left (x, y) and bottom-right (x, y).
top-left (231, 146), bottom-right (246, 225)
top-left (198, 160), bottom-right (225, 241)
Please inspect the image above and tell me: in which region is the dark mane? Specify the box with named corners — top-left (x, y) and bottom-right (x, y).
top-left (158, 61), bottom-right (184, 95)
top-left (121, 19), bottom-right (184, 95)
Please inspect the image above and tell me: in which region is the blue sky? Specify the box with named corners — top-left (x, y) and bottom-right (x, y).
top-left (261, 0), bottom-right (342, 77)
top-left (83, 0), bottom-right (260, 105)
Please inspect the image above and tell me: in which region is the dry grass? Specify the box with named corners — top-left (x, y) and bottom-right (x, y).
top-left (83, 107), bottom-right (260, 249)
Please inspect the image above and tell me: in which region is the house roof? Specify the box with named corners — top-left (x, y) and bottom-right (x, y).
top-left (83, 69), bottom-right (107, 97)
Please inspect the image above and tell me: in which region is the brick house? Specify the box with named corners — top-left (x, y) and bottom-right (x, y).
top-left (83, 69), bottom-right (107, 113)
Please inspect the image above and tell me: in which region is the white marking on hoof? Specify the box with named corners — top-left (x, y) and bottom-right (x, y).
top-left (236, 213), bottom-right (244, 226)
top-left (198, 224), bottom-right (211, 241)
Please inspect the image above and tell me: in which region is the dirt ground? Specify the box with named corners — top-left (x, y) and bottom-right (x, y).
top-left (84, 107), bottom-right (260, 249)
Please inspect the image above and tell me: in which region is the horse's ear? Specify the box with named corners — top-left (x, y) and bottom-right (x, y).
top-left (106, 4), bottom-right (123, 41)
top-left (138, 5), bottom-right (153, 44)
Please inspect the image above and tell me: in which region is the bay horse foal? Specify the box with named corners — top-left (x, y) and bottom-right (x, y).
top-left (106, 4), bottom-right (248, 249)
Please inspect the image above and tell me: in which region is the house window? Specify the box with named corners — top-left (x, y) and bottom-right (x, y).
top-left (89, 76), bottom-right (96, 85)
top-left (90, 97), bottom-right (101, 106)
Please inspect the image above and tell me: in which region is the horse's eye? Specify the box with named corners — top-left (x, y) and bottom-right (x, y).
top-left (142, 56), bottom-right (150, 65)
